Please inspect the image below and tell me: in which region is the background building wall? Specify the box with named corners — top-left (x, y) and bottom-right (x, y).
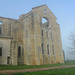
top-left (0, 38), bottom-right (11, 65)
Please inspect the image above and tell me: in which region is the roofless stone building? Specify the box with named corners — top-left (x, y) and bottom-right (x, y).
top-left (0, 5), bottom-right (64, 65)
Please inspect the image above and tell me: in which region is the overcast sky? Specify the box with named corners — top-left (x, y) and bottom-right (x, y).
top-left (0, 0), bottom-right (75, 60)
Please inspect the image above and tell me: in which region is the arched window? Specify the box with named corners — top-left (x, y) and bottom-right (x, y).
top-left (0, 22), bottom-right (2, 25)
top-left (41, 43), bottom-right (44, 54)
top-left (0, 22), bottom-right (3, 35)
top-left (0, 27), bottom-right (2, 35)
top-left (51, 32), bottom-right (54, 42)
top-left (52, 45), bottom-right (55, 55)
top-left (18, 46), bottom-right (21, 58)
top-left (0, 47), bottom-right (2, 56)
top-left (47, 44), bottom-right (49, 55)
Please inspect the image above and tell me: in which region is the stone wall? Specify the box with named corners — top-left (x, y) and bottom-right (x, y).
top-left (0, 37), bottom-right (11, 65)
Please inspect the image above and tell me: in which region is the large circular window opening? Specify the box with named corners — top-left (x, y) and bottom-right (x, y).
top-left (42, 18), bottom-right (49, 27)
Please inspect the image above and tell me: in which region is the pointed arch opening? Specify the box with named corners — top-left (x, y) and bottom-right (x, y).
top-left (0, 22), bottom-right (2, 25)
top-left (42, 18), bottom-right (49, 27)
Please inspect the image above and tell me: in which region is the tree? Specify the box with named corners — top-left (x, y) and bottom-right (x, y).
top-left (69, 32), bottom-right (75, 54)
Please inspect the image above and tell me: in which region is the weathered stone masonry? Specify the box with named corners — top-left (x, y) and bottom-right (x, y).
top-left (0, 5), bottom-right (64, 65)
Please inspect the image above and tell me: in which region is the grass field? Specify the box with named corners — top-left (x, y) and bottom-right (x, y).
top-left (0, 67), bottom-right (75, 75)
top-left (0, 61), bottom-right (75, 70)
top-left (0, 74), bottom-right (8, 75)
top-left (0, 64), bottom-right (61, 70)
top-left (0, 61), bottom-right (75, 75)
top-left (12, 67), bottom-right (75, 75)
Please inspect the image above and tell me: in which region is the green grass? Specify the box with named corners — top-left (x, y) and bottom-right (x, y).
top-left (0, 64), bottom-right (61, 70)
top-left (13, 67), bottom-right (75, 75)
top-left (0, 61), bottom-right (75, 70)
top-left (0, 74), bottom-right (8, 75)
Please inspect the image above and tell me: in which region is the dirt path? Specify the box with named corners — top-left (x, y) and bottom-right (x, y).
top-left (0, 65), bottom-right (75, 75)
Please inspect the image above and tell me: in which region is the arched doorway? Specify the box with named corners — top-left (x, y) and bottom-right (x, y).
top-left (17, 46), bottom-right (24, 65)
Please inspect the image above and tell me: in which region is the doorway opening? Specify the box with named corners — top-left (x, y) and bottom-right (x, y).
top-left (7, 57), bottom-right (10, 65)
top-left (18, 46), bottom-right (21, 58)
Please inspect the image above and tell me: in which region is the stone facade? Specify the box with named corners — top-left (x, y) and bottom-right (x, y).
top-left (0, 5), bottom-right (64, 65)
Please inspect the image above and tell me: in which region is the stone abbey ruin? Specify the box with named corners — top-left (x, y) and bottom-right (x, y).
top-left (0, 5), bottom-right (64, 65)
